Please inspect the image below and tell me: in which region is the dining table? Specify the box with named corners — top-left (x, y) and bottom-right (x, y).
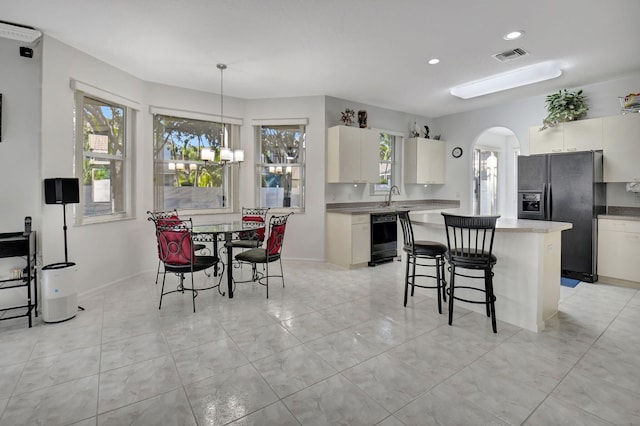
top-left (191, 220), bottom-right (265, 299)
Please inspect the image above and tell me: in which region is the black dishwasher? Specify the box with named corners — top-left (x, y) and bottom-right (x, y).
top-left (368, 213), bottom-right (397, 266)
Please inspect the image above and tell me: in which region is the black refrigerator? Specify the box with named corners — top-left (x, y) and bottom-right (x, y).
top-left (517, 150), bottom-right (606, 283)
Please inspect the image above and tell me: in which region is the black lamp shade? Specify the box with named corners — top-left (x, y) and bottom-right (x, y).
top-left (44, 178), bottom-right (80, 205)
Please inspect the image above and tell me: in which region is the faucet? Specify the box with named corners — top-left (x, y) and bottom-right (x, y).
top-left (386, 185), bottom-right (400, 206)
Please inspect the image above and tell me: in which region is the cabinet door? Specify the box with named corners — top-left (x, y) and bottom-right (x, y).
top-left (404, 138), bottom-right (445, 184)
top-left (529, 125), bottom-right (563, 154)
top-left (327, 126), bottom-right (361, 183)
top-left (563, 118), bottom-right (603, 152)
top-left (359, 128), bottom-right (380, 183)
top-left (421, 139), bottom-right (445, 184)
top-left (598, 220), bottom-right (640, 282)
top-left (603, 114), bottom-right (640, 182)
top-left (351, 221), bottom-right (371, 264)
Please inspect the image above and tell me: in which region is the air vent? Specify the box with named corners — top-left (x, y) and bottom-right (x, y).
top-left (492, 48), bottom-right (528, 63)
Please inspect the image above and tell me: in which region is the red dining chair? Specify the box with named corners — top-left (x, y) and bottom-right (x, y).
top-left (234, 213), bottom-right (293, 298)
top-left (148, 210), bottom-right (207, 285)
top-left (153, 217), bottom-right (221, 312)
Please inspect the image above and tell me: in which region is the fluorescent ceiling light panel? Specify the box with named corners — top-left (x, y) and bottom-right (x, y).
top-left (450, 62), bottom-right (562, 99)
top-left (0, 22), bottom-right (42, 42)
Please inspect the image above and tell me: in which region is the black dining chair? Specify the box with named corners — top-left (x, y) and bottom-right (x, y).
top-left (152, 217), bottom-right (222, 312)
top-left (229, 207), bottom-right (270, 249)
top-left (234, 213), bottom-right (293, 298)
top-left (397, 210), bottom-right (448, 313)
top-left (441, 213), bottom-right (500, 333)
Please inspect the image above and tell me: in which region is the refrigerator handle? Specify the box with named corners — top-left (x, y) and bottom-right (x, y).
top-left (545, 183), bottom-right (551, 220)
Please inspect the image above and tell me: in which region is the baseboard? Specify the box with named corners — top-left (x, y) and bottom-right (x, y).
top-left (597, 276), bottom-right (640, 290)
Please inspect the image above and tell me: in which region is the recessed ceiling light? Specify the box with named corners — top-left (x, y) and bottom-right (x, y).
top-left (450, 62), bottom-right (562, 99)
top-left (428, 58), bottom-right (440, 65)
top-left (503, 30), bottom-right (525, 41)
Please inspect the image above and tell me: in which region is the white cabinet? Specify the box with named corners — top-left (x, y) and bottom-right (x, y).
top-left (404, 137), bottom-right (446, 184)
top-left (529, 118), bottom-right (603, 154)
top-left (529, 125), bottom-right (563, 154)
top-left (603, 114), bottom-right (640, 182)
top-left (327, 125), bottom-right (379, 183)
top-left (598, 218), bottom-right (640, 284)
top-left (563, 118), bottom-right (603, 152)
top-left (326, 213), bottom-right (370, 268)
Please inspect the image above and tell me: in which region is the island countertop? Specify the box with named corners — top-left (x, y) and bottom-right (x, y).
top-left (410, 212), bottom-right (573, 233)
top-left (410, 213), bottom-right (571, 332)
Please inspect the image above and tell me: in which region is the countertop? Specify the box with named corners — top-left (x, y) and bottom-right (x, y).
top-left (598, 215), bottom-right (640, 222)
top-left (411, 213), bottom-right (573, 234)
top-left (326, 199), bottom-right (460, 215)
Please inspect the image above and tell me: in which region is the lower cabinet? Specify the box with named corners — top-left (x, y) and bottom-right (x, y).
top-left (326, 213), bottom-right (370, 268)
top-left (598, 218), bottom-right (640, 284)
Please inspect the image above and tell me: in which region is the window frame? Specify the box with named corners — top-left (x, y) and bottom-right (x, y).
top-left (151, 111), bottom-right (240, 214)
top-left (74, 87), bottom-right (136, 225)
top-left (254, 120), bottom-right (307, 212)
top-left (371, 130), bottom-right (400, 195)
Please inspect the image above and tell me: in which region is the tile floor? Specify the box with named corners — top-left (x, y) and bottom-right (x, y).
top-left (0, 259), bottom-right (639, 425)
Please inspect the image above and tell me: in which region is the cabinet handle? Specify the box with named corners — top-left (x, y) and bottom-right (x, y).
top-left (566, 147), bottom-right (577, 151)
top-left (551, 149), bottom-right (562, 152)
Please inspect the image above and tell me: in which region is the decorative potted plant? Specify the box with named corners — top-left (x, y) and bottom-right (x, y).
top-left (541, 89), bottom-right (588, 130)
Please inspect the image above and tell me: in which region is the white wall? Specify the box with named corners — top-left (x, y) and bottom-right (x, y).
top-left (0, 37), bottom-right (42, 307)
top-left (433, 72), bottom-right (640, 213)
top-left (0, 38), bottom-right (42, 233)
top-left (40, 36), bottom-right (148, 293)
top-left (234, 96), bottom-right (325, 261)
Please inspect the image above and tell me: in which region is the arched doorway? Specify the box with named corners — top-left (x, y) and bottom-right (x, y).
top-left (472, 127), bottom-right (520, 218)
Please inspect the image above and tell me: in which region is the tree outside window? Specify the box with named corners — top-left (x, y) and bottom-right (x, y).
top-left (153, 114), bottom-right (234, 211)
top-left (256, 124), bottom-right (305, 210)
top-left (80, 96), bottom-right (130, 219)
top-left (373, 132), bottom-right (395, 193)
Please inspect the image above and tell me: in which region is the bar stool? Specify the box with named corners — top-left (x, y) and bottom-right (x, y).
top-left (441, 213), bottom-right (499, 333)
top-left (397, 210), bottom-right (447, 313)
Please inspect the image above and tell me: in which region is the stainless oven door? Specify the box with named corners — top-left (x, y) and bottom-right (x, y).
top-left (518, 190), bottom-right (547, 220)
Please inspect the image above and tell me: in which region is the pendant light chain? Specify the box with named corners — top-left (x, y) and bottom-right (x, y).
top-left (217, 63), bottom-right (227, 149)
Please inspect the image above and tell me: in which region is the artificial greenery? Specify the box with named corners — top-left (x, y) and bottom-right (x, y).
top-left (541, 89), bottom-right (588, 130)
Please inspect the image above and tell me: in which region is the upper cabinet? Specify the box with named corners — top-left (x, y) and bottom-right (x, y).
top-left (529, 118), bottom-right (603, 154)
top-left (603, 114), bottom-right (640, 182)
top-left (404, 137), bottom-right (445, 184)
top-left (327, 125), bottom-right (379, 183)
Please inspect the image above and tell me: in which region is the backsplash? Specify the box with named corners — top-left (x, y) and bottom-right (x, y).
top-left (607, 206), bottom-right (640, 217)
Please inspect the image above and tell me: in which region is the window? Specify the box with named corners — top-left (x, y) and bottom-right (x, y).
top-left (372, 132), bottom-right (396, 194)
top-left (256, 124), bottom-right (305, 210)
top-left (77, 95), bottom-right (133, 222)
top-left (153, 114), bottom-right (237, 212)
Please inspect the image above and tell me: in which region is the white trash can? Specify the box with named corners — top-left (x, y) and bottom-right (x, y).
top-left (41, 262), bottom-right (78, 323)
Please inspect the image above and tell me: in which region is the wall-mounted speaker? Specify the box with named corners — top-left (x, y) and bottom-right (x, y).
top-left (44, 178), bottom-right (80, 205)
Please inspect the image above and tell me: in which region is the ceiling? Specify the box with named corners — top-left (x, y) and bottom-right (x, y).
top-left (3, 0), bottom-right (640, 118)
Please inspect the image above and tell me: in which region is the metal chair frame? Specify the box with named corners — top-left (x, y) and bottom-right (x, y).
top-left (397, 210), bottom-right (447, 313)
top-left (234, 213), bottom-right (293, 298)
top-left (152, 217), bottom-right (223, 312)
top-left (229, 207), bottom-right (270, 249)
top-left (442, 213), bottom-right (500, 333)
top-left (148, 210), bottom-right (208, 284)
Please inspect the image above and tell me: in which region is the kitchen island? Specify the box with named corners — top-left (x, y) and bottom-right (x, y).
top-left (410, 213), bottom-right (572, 332)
